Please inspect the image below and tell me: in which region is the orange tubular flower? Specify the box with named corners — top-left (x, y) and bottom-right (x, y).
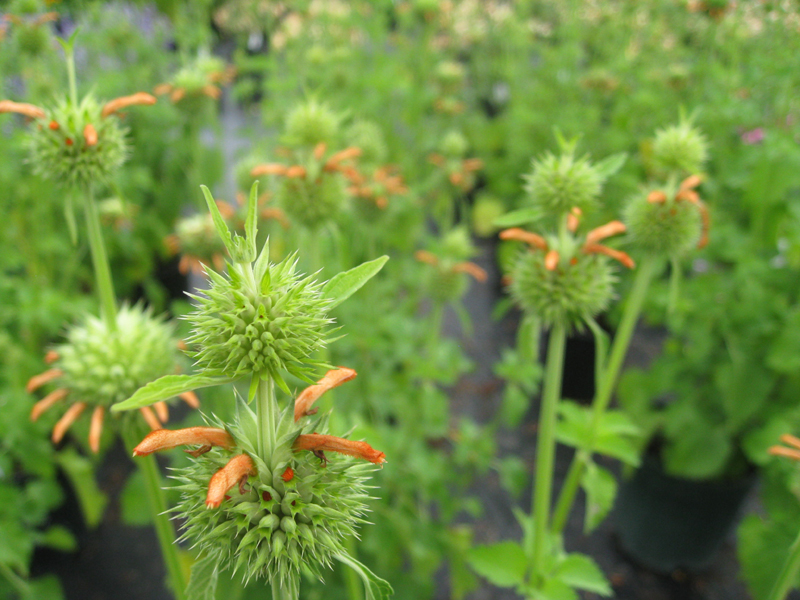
top-left (293, 367), bottom-right (357, 422)
top-left (100, 92), bottom-right (157, 118)
top-left (499, 228), bottom-right (548, 251)
top-left (452, 261), bottom-right (488, 282)
top-left (0, 100), bottom-right (46, 119)
top-left (83, 123), bottom-right (98, 146)
top-left (647, 175), bottom-right (710, 249)
top-left (132, 426), bottom-right (235, 457)
top-left (251, 163), bottom-right (289, 177)
top-left (293, 434), bottom-right (386, 465)
top-left (769, 434), bottom-right (800, 462)
top-left (206, 454), bottom-right (256, 508)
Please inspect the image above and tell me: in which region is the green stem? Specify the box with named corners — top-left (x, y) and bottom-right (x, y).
top-left (551, 255), bottom-right (659, 533)
top-left (528, 324), bottom-right (566, 583)
top-left (426, 301), bottom-right (445, 358)
top-left (270, 575), bottom-right (297, 600)
top-left (123, 426), bottom-right (187, 600)
top-left (343, 537), bottom-right (364, 600)
top-left (82, 183), bottom-right (118, 331)
top-left (768, 526), bottom-right (800, 600)
top-left (0, 563), bottom-right (30, 596)
top-left (255, 375), bottom-right (277, 459)
top-left (65, 45), bottom-right (78, 107)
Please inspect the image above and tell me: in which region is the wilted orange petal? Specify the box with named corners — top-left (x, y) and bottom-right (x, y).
top-left (44, 350), bottom-right (60, 364)
top-left (140, 406), bottom-right (162, 430)
top-left (52, 402), bottom-right (88, 444)
top-left (201, 85), bottom-right (221, 100)
top-left (89, 406), bottom-right (105, 453)
top-left (170, 88), bottom-right (186, 103)
top-left (584, 243), bottom-right (635, 269)
top-left (251, 163), bottom-right (288, 177)
top-left (154, 401), bottom-right (169, 424)
top-left (544, 249), bottom-right (560, 271)
top-left (83, 123), bottom-right (98, 146)
top-left (769, 446), bottom-right (800, 462)
top-left (101, 92), bottom-right (157, 118)
top-left (414, 249), bottom-right (439, 266)
top-left (133, 426), bottom-right (234, 457)
top-left (586, 220), bottom-right (626, 244)
top-left (206, 454), bottom-right (256, 508)
top-left (313, 142), bottom-right (327, 160)
top-left (499, 228), bottom-right (548, 251)
top-left (293, 433), bottom-right (386, 464)
top-left (281, 466), bottom-right (294, 482)
top-left (0, 100), bottom-right (46, 119)
top-left (30, 388), bottom-right (69, 421)
top-left (567, 207), bottom-right (582, 232)
top-left (453, 261), bottom-right (488, 282)
top-left (285, 165), bottom-right (307, 178)
top-left (179, 391), bottom-right (200, 408)
top-left (26, 368), bottom-right (64, 393)
top-left (294, 367), bottom-right (357, 422)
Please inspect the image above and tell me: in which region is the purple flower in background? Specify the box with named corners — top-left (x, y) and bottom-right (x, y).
top-left (741, 127), bottom-right (765, 145)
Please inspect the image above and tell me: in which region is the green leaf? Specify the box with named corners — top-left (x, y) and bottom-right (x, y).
top-left (244, 181), bottom-right (259, 254)
top-left (111, 374), bottom-right (235, 412)
top-left (738, 512), bottom-right (800, 600)
top-left (554, 553), bottom-right (612, 595)
top-left (323, 255), bottom-right (389, 310)
top-left (334, 553), bottom-right (393, 600)
top-left (55, 449), bottom-right (107, 528)
top-left (120, 470), bottom-right (151, 526)
top-left (200, 185), bottom-right (235, 257)
top-left (534, 579), bottom-right (578, 600)
top-left (497, 455), bottom-right (529, 500)
top-left (662, 425), bottom-right (732, 479)
top-left (185, 553), bottom-right (219, 600)
top-left (465, 541), bottom-right (528, 588)
top-left (581, 462), bottom-right (617, 533)
top-left (493, 207), bottom-right (546, 228)
top-left (593, 152), bottom-right (627, 180)
top-left (37, 526), bottom-right (77, 553)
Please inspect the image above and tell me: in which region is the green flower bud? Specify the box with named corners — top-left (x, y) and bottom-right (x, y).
top-left (57, 304), bottom-right (178, 407)
top-left (509, 247), bottom-right (616, 331)
top-left (174, 403), bottom-right (378, 588)
top-left (185, 248), bottom-right (333, 383)
top-left (651, 120), bottom-right (708, 177)
top-left (522, 149), bottom-right (603, 216)
top-left (283, 100), bottom-right (340, 148)
top-left (27, 94), bottom-right (128, 189)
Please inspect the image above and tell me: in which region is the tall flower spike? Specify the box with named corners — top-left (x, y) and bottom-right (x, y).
top-left (294, 367), bottom-right (357, 422)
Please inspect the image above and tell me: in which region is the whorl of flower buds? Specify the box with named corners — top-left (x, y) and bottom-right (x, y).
top-left (502, 217), bottom-right (633, 330)
top-left (416, 227), bottom-right (487, 304)
top-left (651, 120), bottom-right (708, 177)
top-left (283, 100), bottom-right (341, 148)
top-left (523, 149), bottom-right (603, 215)
top-left (624, 175), bottom-right (708, 257)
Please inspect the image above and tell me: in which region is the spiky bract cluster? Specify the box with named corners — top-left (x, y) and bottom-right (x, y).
top-left (440, 129), bottom-right (469, 158)
top-left (173, 404), bottom-right (375, 588)
top-left (651, 121), bottom-right (708, 176)
top-left (509, 249), bottom-right (615, 331)
top-left (186, 252), bottom-right (333, 385)
top-left (283, 100), bottom-right (340, 148)
top-left (623, 192), bottom-right (702, 257)
top-left (56, 304), bottom-right (178, 407)
top-left (346, 120), bottom-right (387, 167)
top-left (523, 151), bottom-right (602, 215)
top-left (277, 172), bottom-right (348, 230)
top-left (27, 94), bottom-right (128, 188)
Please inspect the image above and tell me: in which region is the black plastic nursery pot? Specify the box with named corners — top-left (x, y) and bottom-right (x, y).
top-left (613, 452), bottom-right (756, 574)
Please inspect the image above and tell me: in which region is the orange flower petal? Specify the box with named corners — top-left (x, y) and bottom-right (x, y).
top-left (52, 402), bottom-right (88, 444)
top-left (294, 367), bottom-right (357, 422)
top-left (567, 207), bottom-right (582, 232)
top-left (0, 100), bottom-right (45, 119)
top-left (251, 163), bottom-right (288, 177)
top-left (499, 228), bottom-right (548, 251)
top-left (89, 406), bottom-right (105, 453)
top-left (101, 92), bottom-right (157, 118)
top-left (325, 147), bottom-right (362, 169)
top-left (153, 83), bottom-right (173, 96)
top-left (293, 433), bottom-right (386, 465)
top-left (313, 142), bottom-right (327, 160)
top-left (781, 434), bottom-right (800, 450)
top-left (586, 220), bottom-right (626, 244)
top-left (680, 174), bottom-right (703, 191)
top-left (133, 426), bottom-right (234, 457)
top-left (140, 406), bottom-right (162, 430)
top-left (206, 454), bottom-right (256, 508)
top-left (83, 123), bottom-right (98, 146)
top-left (452, 261), bottom-right (488, 282)
top-left (44, 350), bottom-right (60, 364)
top-left (26, 368), bottom-right (64, 393)
top-left (544, 249), bottom-right (560, 271)
top-left (647, 190), bottom-right (668, 204)
top-left (462, 158), bottom-right (483, 172)
top-left (201, 85), bottom-right (221, 100)
top-left (769, 446), bottom-right (800, 462)
top-left (414, 249), bottom-right (439, 266)
top-left (428, 153), bottom-right (445, 166)
top-left (154, 401), bottom-right (169, 424)
top-left (30, 388), bottom-right (69, 421)
top-left (583, 243), bottom-right (635, 269)
top-left (179, 391), bottom-right (200, 408)
top-left (285, 165), bottom-right (307, 178)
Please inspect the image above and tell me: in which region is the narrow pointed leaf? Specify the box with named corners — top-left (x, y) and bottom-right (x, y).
top-left (494, 207), bottom-right (546, 228)
top-left (200, 185), bottom-right (235, 257)
top-left (334, 553), bottom-right (393, 600)
top-left (593, 152), bottom-right (627, 180)
top-left (185, 553), bottom-right (219, 600)
top-left (244, 181), bottom-right (259, 255)
top-left (111, 374), bottom-right (236, 412)
top-left (323, 256), bottom-right (389, 310)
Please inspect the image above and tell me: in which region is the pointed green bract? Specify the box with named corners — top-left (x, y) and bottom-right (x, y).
top-left (111, 373), bottom-right (235, 412)
top-left (200, 185), bottom-right (236, 258)
top-left (493, 207), bottom-right (546, 228)
top-left (334, 553), bottom-right (394, 600)
top-left (323, 255), bottom-right (389, 310)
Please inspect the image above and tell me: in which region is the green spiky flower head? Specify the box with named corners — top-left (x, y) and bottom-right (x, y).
top-left (186, 185), bottom-right (333, 389)
top-left (651, 119), bottom-right (708, 177)
top-left (276, 172), bottom-right (348, 230)
top-left (440, 129), bottom-right (469, 159)
top-left (27, 93), bottom-right (128, 189)
top-left (346, 120), bottom-right (387, 167)
top-left (175, 401), bottom-right (380, 592)
top-left (56, 304), bottom-right (179, 408)
top-left (435, 60), bottom-right (466, 93)
top-left (623, 188), bottom-right (704, 258)
top-left (283, 99), bottom-right (341, 148)
top-left (522, 145), bottom-right (603, 217)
